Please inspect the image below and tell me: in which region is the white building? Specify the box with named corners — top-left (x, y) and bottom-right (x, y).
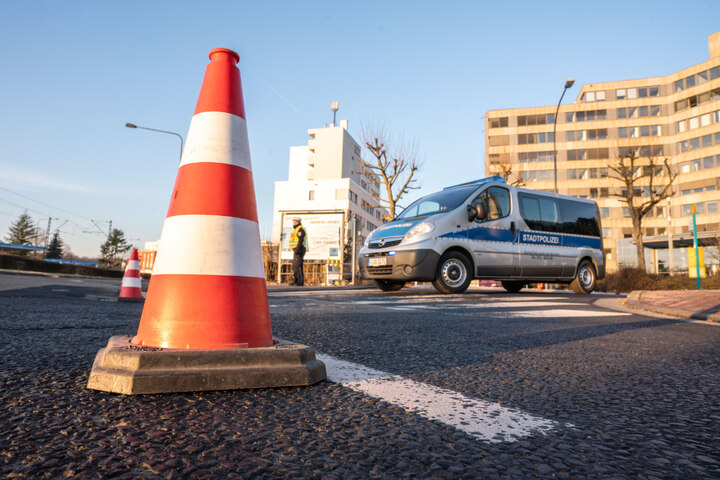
top-left (271, 120), bottom-right (388, 262)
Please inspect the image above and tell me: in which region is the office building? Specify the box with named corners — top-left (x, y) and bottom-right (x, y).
top-left (272, 120), bottom-right (387, 267)
top-left (485, 32), bottom-right (720, 273)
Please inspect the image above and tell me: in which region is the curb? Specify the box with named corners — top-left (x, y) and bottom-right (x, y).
top-left (624, 291), bottom-right (720, 323)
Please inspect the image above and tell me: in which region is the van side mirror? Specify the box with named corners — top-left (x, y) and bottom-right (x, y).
top-left (467, 203), bottom-right (487, 222)
top-left (467, 205), bottom-right (476, 221)
top-left (476, 203), bottom-right (487, 221)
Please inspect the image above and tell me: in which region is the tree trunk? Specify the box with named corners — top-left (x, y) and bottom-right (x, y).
top-left (633, 221), bottom-right (646, 272)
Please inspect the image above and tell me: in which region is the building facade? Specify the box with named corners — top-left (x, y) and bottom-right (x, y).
top-left (272, 120), bottom-right (387, 266)
top-left (485, 32), bottom-right (720, 273)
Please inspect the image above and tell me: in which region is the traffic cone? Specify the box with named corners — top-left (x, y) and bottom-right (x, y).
top-left (117, 249), bottom-right (143, 302)
top-left (131, 47), bottom-right (271, 349)
top-left (87, 48), bottom-right (325, 394)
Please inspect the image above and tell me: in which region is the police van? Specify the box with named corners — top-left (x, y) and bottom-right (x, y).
top-left (358, 176), bottom-right (604, 294)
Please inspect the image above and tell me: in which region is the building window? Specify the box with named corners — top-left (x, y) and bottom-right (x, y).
top-left (349, 191), bottom-right (358, 204)
top-left (308, 190), bottom-right (315, 201)
top-left (600, 207), bottom-right (610, 218)
top-left (566, 128), bottom-right (607, 141)
top-left (622, 207), bottom-right (631, 218)
top-left (518, 132), bottom-right (554, 144)
top-left (618, 105), bottom-right (661, 118)
top-left (518, 151), bottom-right (555, 162)
top-left (708, 201), bottom-right (718, 214)
top-left (566, 109), bottom-right (607, 122)
top-left (582, 91), bottom-right (606, 102)
top-left (567, 148), bottom-right (609, 161)
top-left (517, 114), bottom-right (554, 126)
top-left (677, 133), bottom-right (719, 153)
top-left (489, 117), bottom-right (509, 128)
top-left (674, 88), bottom-right (720, 112)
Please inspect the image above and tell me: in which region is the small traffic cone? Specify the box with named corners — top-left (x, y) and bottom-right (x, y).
top-left (117, 249), bottom-right (143, 302)
top-left (87, 48), bottom-right (325, 394)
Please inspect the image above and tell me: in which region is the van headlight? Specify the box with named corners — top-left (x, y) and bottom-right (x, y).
top-left (404, 221), bottom-right (435, 244)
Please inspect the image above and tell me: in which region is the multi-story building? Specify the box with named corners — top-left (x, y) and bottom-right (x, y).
top-left (485, 32), bottom-right (720, 273)
top-left (272, 120), bottom-right (387, 270)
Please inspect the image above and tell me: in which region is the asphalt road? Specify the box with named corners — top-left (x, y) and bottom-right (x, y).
top-left (1, 273), bottom-right (719, 479)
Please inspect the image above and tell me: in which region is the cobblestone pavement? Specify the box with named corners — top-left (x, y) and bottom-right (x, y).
top-left (1, 274), bottom-right (719, 479)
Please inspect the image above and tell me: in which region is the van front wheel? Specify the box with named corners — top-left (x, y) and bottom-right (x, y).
top-left (570, 260), bottom-right (596, 294)
top-left (432, 252), bottom-right (472, 294)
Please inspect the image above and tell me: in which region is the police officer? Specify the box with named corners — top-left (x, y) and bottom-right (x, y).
top-left (288, 217), bottom-right (307, 286)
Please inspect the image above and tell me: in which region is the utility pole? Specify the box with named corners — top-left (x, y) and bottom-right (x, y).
top-left (351, 216), bottom-right (357, 285)
top-left (43, 217), bottom-right (58, 258)
top-left (667, 197), bottom-right (673, 275)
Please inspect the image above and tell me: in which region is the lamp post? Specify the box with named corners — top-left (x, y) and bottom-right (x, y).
top-left (552, 78), bottom-right (575, 194)
top-left (125, 123), bottom-right (184, 162)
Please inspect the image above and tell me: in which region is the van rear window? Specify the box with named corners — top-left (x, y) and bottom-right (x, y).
top-left (518, 194), bottom-right (559, 232)
top-left (559, 199), bottom-right (601, 237)
top-left (519, 193), bottom-right (600, 237)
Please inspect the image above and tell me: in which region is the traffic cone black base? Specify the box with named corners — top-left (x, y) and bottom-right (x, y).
top-left (87, 336), bottom-right (326, 395)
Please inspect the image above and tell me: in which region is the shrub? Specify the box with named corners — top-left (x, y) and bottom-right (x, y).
top-left (597, 267), bottom-right (654, 293)
top-left (597, 266), bottom-right (720, 292)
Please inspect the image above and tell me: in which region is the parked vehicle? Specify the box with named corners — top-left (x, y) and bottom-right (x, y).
top-left (358, 176), bottom-right (604, 294)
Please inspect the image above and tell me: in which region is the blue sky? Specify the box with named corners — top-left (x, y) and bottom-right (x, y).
top-left (1, 1), bottom-right (719, 256)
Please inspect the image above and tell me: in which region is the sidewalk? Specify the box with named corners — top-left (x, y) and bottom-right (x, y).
top-left (625, 290), bottom-right (720, 323)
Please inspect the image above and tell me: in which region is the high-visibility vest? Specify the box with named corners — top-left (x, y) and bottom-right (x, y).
top-left (289, 225), bottom-right (307, 249)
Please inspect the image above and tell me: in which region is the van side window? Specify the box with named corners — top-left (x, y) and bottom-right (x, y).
top-left (559, 199), bottom-right (601, 237)
top-left (518, 193), bottom-right (559, 232)
top-left (472, 187), bottom-right (510, 222)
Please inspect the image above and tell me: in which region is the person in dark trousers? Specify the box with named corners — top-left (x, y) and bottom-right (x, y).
top-left (288, 217), bottom-right (307, 286)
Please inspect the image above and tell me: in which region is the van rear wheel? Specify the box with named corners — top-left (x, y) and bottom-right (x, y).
top-left (501, 281), bottom-right (524, 293)
top-left (373, 280), bottom-right (405, 292)
top-left (432, 251), bottom-right (472, 294)
top-left (570, 260), bottom-right (596, 294)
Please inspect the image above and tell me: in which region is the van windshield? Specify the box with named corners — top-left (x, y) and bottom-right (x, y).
top-left (396, 185), bottom-right (478, 220)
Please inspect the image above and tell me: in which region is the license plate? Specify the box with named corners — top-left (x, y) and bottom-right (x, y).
top-left (368, 257), bottom-right (387, 267)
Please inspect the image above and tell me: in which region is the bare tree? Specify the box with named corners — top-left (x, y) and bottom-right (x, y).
top-left (488, 161), bottom-right (526, 187)
top-left (360, 125), bottom-right (421, 221)
top-left (608, 147), bottom-right (677, 272)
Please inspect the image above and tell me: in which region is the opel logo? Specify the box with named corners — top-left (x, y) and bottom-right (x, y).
top-left (378, 238), bottom-right (386, 247)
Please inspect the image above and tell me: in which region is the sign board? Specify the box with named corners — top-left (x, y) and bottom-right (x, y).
top-left (688, 247), bottom-right (706, 278)
top-left (281, 213), bottom-right (343, 261)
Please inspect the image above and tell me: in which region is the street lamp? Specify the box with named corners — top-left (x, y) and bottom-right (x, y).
top-left (552, 78), bottom-right (575, 194)
top-left (125, 123), bottom-right (184, 162)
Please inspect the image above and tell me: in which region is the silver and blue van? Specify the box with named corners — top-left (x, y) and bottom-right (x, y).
top-left (358, 176), bottom-right (604, 294)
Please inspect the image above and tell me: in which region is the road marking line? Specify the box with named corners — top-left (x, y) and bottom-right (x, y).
top-left (509, 308), bottom-right (631, 317)
top-left (383, 301), bottom-right (585, 311)
top-left (317, 353), bottom-right (560, 443)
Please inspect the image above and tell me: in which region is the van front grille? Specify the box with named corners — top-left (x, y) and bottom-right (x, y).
top-left (367, 266), bottom-right (393, 275)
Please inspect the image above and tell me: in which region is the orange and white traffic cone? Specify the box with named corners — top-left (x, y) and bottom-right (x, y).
top-left (131, 48), bottom-right (271, 349)
top-left (117, 249), bottom-right (143, 302)
top-left (87, 48), bottom-right (324, 394)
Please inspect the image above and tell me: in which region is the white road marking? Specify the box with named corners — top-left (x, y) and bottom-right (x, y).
top-left (383, 301), bottom-right (585, 311)
top-left (317, 353), bottom-right (560, 443)
top-left (509, 309), bottom-right (631, 318)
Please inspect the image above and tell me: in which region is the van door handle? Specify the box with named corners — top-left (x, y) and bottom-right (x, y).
top-left (510, 221), bottom-right (515, 236)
